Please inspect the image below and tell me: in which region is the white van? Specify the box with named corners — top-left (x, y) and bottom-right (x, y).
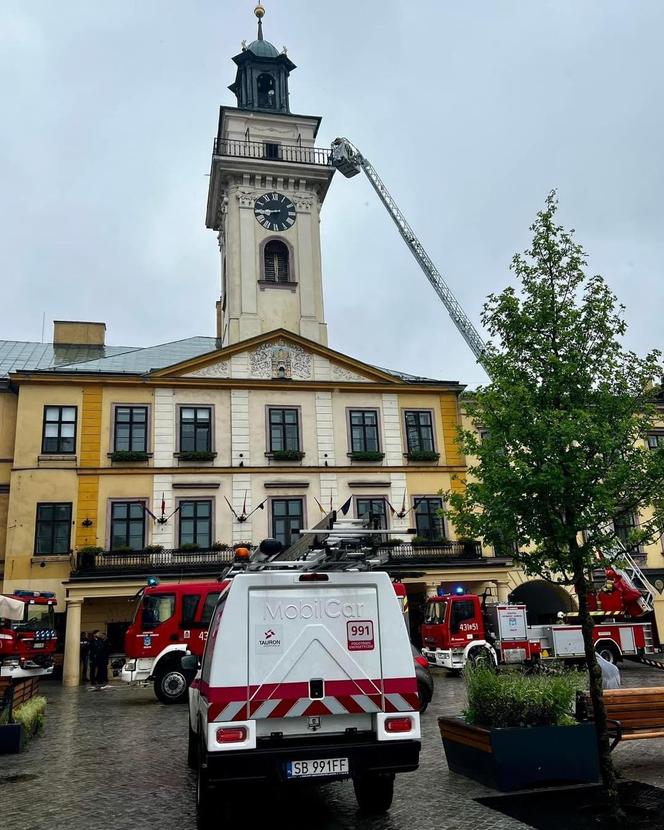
top-left (187, 568), bottom-right (420, 819)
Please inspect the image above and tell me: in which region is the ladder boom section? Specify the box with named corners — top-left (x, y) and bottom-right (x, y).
top-left (331, 137), bottom-right (487, 365)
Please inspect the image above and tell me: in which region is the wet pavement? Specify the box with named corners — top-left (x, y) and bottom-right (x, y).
top-left (1, 662), bottom-right (663, 830)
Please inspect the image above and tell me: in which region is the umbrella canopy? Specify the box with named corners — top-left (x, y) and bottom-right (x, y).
top-left (0, 594), bottom-right (25, 621)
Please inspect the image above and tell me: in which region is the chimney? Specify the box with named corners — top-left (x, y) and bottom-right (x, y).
top-left (53, 321), bottom-right (106, 347)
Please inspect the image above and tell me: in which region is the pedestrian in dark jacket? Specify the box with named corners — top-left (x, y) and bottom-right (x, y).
top-left (80, 631), bottom-right (91, 683)
top-left (89, 631), bottom-right (111, 688)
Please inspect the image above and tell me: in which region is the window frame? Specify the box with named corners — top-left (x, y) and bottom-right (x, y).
top-left (413, 496), bottom-right (446, 541)
top-left (354, 496), bottom-right (390, 529)
top-left (647, 432), bottom-right (664, 450)
top-left (259, 236), bottom-right (297, 287)
top-left (177, 498), bottom-right (214, 550)
top-left (346, 408), bottom-right (382, 454)
top-left (402, 409), bottom-right (437, 454)
top-left (41, 405), bottom-right (77, 455)
top-left (176, 405), bottom-right (214, 453)
top-left (266, 406), bottom-right (302, 453)
top-left (269, 497), bottom-right (306, 550)
top-left (107, 499), bottom-right (147, 551)
top-left (34, 502), bottom-right (73, 555)
top-left (111, 404), bottom-right (150, 453)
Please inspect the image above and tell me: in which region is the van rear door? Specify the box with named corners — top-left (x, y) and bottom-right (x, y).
top-left (248, 581), bottom-right (383, 721)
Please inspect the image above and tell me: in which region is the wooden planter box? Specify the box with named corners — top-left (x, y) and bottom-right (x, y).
top-left (0, 723), bottom-right (26, 754)
top-left (438, 716), bottom-right (600, 792)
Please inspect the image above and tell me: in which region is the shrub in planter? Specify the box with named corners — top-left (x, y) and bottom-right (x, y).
top-left (178, 450), bottom-right (216, 462)
top-left (180, 542), bottom-right (200, 551)
top-left (111, 545), bottom-right (133, 554)
top-left (144, 544), bottom-right (164, 554)
top-left (406, 450), bottom-right (440, 462)
top-left (270, 449), bottom-right (305, 461)
top-left (411, 536), bottom-right (449, 547)
top-left (110, 450), bottom-right (149, 462)
top-left (77, 545), bottom-right (104, 568)
top-left (439, 667), bottom-right (597, 791)
top-left (210, 542), bottom-right (229, 551)
top-left (13, 696), bottom-right (47, 738)
top-left (349, 451), bottom-right (385, 462)
top-left (380, 538), bottom-right (403, 547)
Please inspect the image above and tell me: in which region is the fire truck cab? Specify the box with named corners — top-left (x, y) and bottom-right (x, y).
top-left (0, 590), bottom-right (57, 678)
top-left (122, 580), bottom-right (228, 703)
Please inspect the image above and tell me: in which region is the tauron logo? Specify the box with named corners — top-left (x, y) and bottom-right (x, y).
top-left (255, 624), bottom-right (282, 650)
top-left (264, 629), bottom-right (276, 639)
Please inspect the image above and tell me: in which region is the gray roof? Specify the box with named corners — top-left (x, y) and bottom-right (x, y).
top-left (247, 38), bottom-right (280, 58)
top-left (3, 336), bottom-right (457, 386)
top-left (0, 340), bottom-right (138, 378)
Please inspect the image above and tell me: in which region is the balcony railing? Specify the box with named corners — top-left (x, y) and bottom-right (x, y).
top-left (72, 547), bottom-right (234, 578)
top-left (213, 138), bottom-right (333, 168)
top-left (376, 541), bottom-right (484, 565)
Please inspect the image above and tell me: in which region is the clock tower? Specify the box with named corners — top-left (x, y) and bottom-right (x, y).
top-left (206, 4), bottom-right (335, 347)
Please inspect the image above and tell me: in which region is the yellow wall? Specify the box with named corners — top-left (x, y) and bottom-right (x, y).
top-left (13, 383), bottom-right (84, 466)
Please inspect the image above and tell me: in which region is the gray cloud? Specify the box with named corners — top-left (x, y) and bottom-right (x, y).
top-left (2, 1), bottom-right (662, 387)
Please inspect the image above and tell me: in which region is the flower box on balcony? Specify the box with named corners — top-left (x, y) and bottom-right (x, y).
top-left (348, 451), bottom-right (385, 463)
top-left (266, 450), bottom-right (305, 462)
top-left (406, 450), bottom-right (440, 462)
top-left (175, 451), bottom-right (217, 463)
top-left (109, 450), bottom-right (150, 463)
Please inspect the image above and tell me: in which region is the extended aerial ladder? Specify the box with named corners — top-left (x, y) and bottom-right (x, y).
top-left (330, 137), bottom-right (487, 370)
top-left (330, 136), bottom-right (664, 655)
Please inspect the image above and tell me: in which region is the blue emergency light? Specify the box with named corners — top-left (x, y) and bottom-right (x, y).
top-left (146, 576), bottom-right (159, 587)
top-left (454, 586), bottom-right (465, 595)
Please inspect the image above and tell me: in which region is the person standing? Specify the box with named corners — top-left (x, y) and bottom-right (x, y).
top-left (80, 631), bottom-right (91, 683)
top-left (89, 630), bottom-right (111, 688)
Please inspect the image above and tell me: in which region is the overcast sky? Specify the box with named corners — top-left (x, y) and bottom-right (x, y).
top-left (2, 1), bottom-right (663, 386)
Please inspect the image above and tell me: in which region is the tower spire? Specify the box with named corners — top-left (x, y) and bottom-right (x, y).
top-left (254, 4), bottom-right (265, 41)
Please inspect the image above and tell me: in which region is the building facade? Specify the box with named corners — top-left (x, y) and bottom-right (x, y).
top-left (1, 8), bottom-right (661, 685)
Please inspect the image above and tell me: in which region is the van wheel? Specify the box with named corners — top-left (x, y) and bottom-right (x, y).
top-left (353, 772), bottom-right (394, 814)
top-left (187, 722), bottom-right (197, 769)
top-left (417, 681), bottom-right (431, 714)
top-left (154, 666), bottom-right (189, 704)
top-left (196, 755), bottom-right (215, 825)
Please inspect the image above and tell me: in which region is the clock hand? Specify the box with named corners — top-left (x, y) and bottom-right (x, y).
top-left (255, 209), bottom-right (279, 215)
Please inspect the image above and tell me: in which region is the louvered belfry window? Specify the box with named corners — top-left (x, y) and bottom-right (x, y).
top-left (264, 240), bottom-right (290, 283)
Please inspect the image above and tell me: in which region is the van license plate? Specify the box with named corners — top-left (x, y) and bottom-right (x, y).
top-left (286, 758), bottom-right (349, 778)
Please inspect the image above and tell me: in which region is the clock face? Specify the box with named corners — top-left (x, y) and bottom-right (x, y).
top-left (254, 192), bottom-right (296, 232)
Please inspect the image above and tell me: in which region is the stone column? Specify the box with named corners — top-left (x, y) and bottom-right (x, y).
top-left (496, 581), bottom-right (511, 603)
top-left (63, 598), bottom-right (83, 687)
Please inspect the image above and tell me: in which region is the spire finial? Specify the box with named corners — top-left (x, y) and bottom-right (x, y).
top-left (254, 4), bottom-right (265, 40)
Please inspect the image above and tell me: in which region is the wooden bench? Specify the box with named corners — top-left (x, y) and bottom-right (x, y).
top-left (579, 687), bottom-right (664, 750)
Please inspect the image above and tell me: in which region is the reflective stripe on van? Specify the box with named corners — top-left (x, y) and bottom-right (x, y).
top-left (200, 677), bottom-right (419, 722)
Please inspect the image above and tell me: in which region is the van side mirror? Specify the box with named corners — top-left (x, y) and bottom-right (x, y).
top-left (181, 654), bottom-right (198, 675)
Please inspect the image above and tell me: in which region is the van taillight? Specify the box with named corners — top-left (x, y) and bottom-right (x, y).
top-left (385, 717), bottom-right (413, 734)
top-left (216, 727), bottom-right (247, 743)
top-left (298, 573), bottom-right (329, 582)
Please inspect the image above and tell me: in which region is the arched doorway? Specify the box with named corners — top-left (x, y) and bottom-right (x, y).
top-left (509, 580), bottom-right (576, 625)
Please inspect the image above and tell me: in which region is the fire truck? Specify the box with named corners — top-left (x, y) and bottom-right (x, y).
top-left (121, 579), bottom-right (229, 703)
top-left (421, 567), bottom-right (656, 671)
top-left (0, 590), bottom-right (58, 678)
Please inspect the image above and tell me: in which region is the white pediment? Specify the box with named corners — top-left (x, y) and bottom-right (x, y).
top-left (181, 339), bottom-right (379, 383)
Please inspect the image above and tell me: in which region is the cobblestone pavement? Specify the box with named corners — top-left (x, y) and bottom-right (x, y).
top-left (1, 662), bottom-right (662, 830)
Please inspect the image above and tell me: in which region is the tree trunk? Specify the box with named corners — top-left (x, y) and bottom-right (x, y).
top-left (575, 568), bottom-right (625, 825)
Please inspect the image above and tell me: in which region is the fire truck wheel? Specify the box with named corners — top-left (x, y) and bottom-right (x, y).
top-left (353, 772), bottom-right (394, 814)
top-left (154, 665), bottom-right (189, 704)
top-left (595, 642), bottom-right (620, 665)
top-left (467, 646), bottom-right (494, 669)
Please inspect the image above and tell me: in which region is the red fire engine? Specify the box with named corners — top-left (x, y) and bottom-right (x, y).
top-left (421, 568), bottom-right (656, 671)
top-left (0, 590), bottom-right (58, 679)
top-left (121, 579), bottom-right (228, 703)
top-left (122, 575), bottom-right (409, 705)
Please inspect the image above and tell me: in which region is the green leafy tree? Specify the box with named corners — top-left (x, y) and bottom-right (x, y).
top-left (446, 192), bottom-right (664, 817)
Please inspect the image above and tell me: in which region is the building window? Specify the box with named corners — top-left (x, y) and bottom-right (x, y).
top-left (264, 240), bottom-right (290, 283)
top-left (268, 408), bottom-right (300, 452)
top-left (178, 500), bottom-right (212, 549)
top-left (349, 410), bottom-right (380, 453)
top-left (647, 433), bottom-right (663, 450)
top-left (264, 142), bottom-right (280, 160)
top-left (414, 497), bottom-right (444, 541)
top-left (356, 498), bottom-right (388, 529)
top-left (257, 72), bottom-right (276, 108)
top-left (404, 410), bottom-right (435, 453)
top-left (35, 503), bottom-right (72, 555)
top-left (110, 502), bottom-right (145, 550)
top-left (114, 406), bottom-right (148, 452)
top-left (179, 407), bottom-right (212, 453)
top-left (614, 510), bottom-right (642, 553)
top-left (41, 406), bottom-right (77, 454)
top-left (271, 498), bottom-right (304, 549)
